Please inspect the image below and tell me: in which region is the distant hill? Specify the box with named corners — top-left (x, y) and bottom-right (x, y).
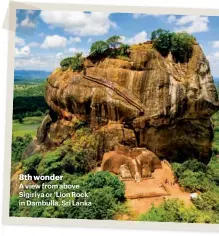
top-left (14, 70), bottom-right (51, 84)
top-left (213, 78), bottom-right (219, 87)
top-left (15, 70), bottom-right (51, 77)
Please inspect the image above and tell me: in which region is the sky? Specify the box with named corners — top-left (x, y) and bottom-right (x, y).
top-left (15, 9), bottom-right (219, 77)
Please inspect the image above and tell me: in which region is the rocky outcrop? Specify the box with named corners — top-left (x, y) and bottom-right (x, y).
top-left (27, 42), bottom-right (219, 164)
top-left (101, 145), bottom-right (162, 182)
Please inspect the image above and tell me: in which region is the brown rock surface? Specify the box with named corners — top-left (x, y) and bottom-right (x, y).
top-left (27, 42), bottom-right (219, 164)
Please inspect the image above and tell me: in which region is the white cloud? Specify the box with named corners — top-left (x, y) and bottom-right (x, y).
top-left (87, 38), bottom-right (92, 43)
top-left (132, 14), bottom-right (146, 19)
top-left (207, 52), bottom-right (219, 77)
top-left (41, 35), bottom-right (68, 49)
top-left (15, 55), bottom-right (52, 70)
top-left (167, 15), bottom-right (176, 23)
top-left (56, 52), bottom-right (65, 60)
top-left (123, 31), bottom-right (148, 45)
top-left (40, 11), bottom-right (117, 36)
top-left (15, 45), bottom-right (30, 58)
top-left (28, 42), bottom-right (40, 47)
top-left (20, 17), bottom-right (36, 28)
top-left (68, 48), bottom-right (77, 53)
top-left (212, 41), bottom-right (219, 48)
top-left (168, 15), bottom-right (209, 34)
top-left (15, 36), bottom-right (25, 46)
top-left (69, 36), bottom-right (81, 44)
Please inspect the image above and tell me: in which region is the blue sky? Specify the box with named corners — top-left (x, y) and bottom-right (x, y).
top-left (15, 9), bottom-right (219, 77)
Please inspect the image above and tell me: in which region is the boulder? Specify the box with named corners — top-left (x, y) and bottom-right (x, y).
top-left (26, 42), bottom-right (219, 164)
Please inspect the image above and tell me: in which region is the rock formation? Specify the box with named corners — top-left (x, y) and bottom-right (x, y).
top-left (26, 42), bottom-right (219, 168)
top-left (101, 145), bottom-right (162, 182)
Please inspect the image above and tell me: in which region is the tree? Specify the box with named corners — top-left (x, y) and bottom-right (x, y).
top-left (12, 134), bottom-right (33, 162)
top-left (151, 29), bottom-right (172, 56)
top-left (118, 44), bottom-right (130, 57)
top-left (23, 153), bottom-right (42, 175)
top-left (106, 35), bottom-right (122, 49)
top-left (138, 199), bottom-right (216, 223)
top-left (151, 29), bottom-right (195, 62)
top-left (151, 28), bottom-right (169, 41)
top-left (60, 57), bottom-right (73, 70)
top-left (60, 53), bottom-right (84, 72)
top-left (71, 53), bottom-right (84, 71)
top-left (171, 32), bottom-right (194, 63)
top-left (90, 41), bottom-right (109, 57)
top-left (18, 115), bottom-right (23, 124)
top-left (13, 172), bottom-right (126, 220)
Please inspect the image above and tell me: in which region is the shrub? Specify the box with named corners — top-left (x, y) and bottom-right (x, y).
top-left (151, 29), bottom-right (172, 57)
top-left (23, 153), bottom-right (42, 175)
top-left (171, 32), bottom-right (194, 63)
top-left (138, 199), bottom-right (202, 223)
top-left (37, 149), bottom-right (65, 176)
top-left (179, 170), bottom-right (210, 192)
top-left (151, 28), bottom-right (168, 41)
top-left (71, 53), bottom-right (84, 71)
top-left (90, 37), bottom-right (130, 59)
top-left (69, 187), bottom-right (118, 219)
top-left (118, 44), bottom-right (130, 57)
top-left (172, 159), bottom-right (217, 192)
top-left (12, 134), bottom-right (33, 162)
top-left (84, 171), bottom-right (125, 201)
top-left (172, 159), bottom-right (208, 178)
top-left (60, 53), bottom-right (84, 71)
top-left (10, 196), bottom-right (20, 216)
top-left (60, 57), bottom-right (73, 70)
top-left (193, 191), bottom-right (219, 212)
top-left (90, 40), bottom-right (109, 57)
top-left (14, 172), bottom-right (126, 220)
top-left (35, 128), bottom-right (103, 176)
top-left (106, 35), bottom-right (122, 49)
top-left (151, 29), bottom-right (195, 62)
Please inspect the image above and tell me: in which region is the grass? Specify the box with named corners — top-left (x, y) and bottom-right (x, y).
top-left (13, 116), bottom-right (45, 137)
top-left (130, 43), bottom-right (153, 51)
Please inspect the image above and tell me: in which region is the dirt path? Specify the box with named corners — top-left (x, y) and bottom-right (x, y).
top-left (124, 160), bottom-right (191, 217)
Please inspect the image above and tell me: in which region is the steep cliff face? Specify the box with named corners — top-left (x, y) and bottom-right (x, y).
top-left (28, 42), bottom-right (219, 164)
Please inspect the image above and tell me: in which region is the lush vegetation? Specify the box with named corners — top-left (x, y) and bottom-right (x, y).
top-left (12, 134), bottom-right (33, 162)
top-left (13, 81), bottom-right (48, 120)
top-left (138, 199), bottom-right (212, 223)
top-left (151, 29), bottom-right (195, 63)
top-left (22, 127), bottom-right (103, 177)
top-left (138, 156), bottom-right (219, 223)
top-left (60, 53), bottom-right (84, 71)
top-left (90, 35), bottom-right (130, 58)
top-left (10, 171), bottom-right (126, 219)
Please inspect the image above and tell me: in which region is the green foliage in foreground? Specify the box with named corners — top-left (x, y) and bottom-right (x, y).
top-left (11, 134), bottom-right (33, 162)
top-left (23, 127), bottom-right (103, 177)
top-left (151, 29), bottom-right (195, 63)
top-left (10, 172), bottom-right (126, 219)
top-left (60, 53), bottom-right (84, 71)
top-left (138, 199), bottom-right (218, 223)
top-left (172, 158), bottom-right (219, 193)
top-left (140, 157), bottom-right (219, 223)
